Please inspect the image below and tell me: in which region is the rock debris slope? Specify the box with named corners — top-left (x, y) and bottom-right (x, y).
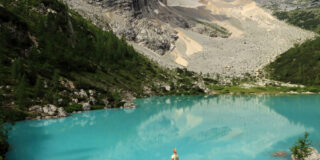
top-left (63, 0), bottom-right (315, 77)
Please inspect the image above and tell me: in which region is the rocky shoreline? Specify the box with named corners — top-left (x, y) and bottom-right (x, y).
top-left (24, 88), bottom-right (320, 121)
top-left (25, 87), bottom-right (137, 120)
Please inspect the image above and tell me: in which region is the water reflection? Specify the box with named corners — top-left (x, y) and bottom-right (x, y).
top-left (6, 95), bottom-right (320, 160)
top-left (133, 96), bottom-right (312, 159)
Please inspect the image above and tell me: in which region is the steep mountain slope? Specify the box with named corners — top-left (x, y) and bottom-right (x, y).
top-left (64, 0), bottom-right (315, 77)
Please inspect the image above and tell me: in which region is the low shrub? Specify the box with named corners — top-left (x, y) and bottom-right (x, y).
top-left (64, 104), bottom-right (83, 113)
top-left (91, 105), bottom-right (104, 110)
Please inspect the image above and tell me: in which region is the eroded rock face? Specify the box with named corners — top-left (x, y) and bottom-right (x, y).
top-left (63, 0), bottom-right (195, 55)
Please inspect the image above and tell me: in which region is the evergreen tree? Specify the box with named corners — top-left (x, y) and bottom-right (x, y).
top-left (34, 76), bottom-right (43, 97)
top-left (51, 70), bottom-right (60, 91)
top-left (0, 119), bottom-right (9, 159)
top-left (11, 58), bottom-right (23, 80)
top-left (15, 74), bottom-right (28, 108)
top-left (290, 132), bottom-right (312, 160)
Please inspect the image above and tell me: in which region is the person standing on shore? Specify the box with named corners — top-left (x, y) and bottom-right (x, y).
top-left (171, 148), bottom-right (179, 160)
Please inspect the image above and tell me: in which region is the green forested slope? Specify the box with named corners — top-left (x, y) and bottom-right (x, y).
top-left (267, 7), bottom-right (320, 85)
top-left (274, 8), bottom-right (320, 34)
top-left (267, 38), bottom-right (320, 85)
top-left (0, 0), bottom-right (209, 157)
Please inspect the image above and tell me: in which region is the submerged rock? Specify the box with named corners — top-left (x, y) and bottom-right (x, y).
top-left (123, 102), bottom-right (136, 108)
top-left (272, 151), bottom-right (287, 157)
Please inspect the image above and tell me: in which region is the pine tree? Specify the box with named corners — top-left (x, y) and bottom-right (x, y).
top-left (15, 74), bottom-right (28, 108)
top-left (34, 76), bottom-right (43, 97)
top-left (11, 58), bottom-right (23, 80)
top-left (51, 70), bottom-right (60, 91)
top-left (290, 132), bottom-right (312, 160)
top-left (0, 119), bottom-right (9, 159)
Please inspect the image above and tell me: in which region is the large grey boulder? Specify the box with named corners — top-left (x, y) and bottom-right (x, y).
top-left (79, 89), bottom-right (88, 98)
top-left (44, 104), bottom-right (57, 116)
top-left (82, 102), bottom-right (91, 111)
top-left (88, 90), bottom-right (96, 96)
top-left (89, 97), bottom-right (97, 105)
top-left (48, 104), bottom-right (57, 112)
top-left (42, 106), bottom-right (49, 114)
top-left (164, 84), bottom-right (171, 92)
top-left (29, 105), bottom-right (42, 112)
top-left (57, 107), bottom-right (68, 117)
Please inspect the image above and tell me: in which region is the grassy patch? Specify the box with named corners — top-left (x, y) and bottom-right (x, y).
top-left (193, 19), bottom-right (231, 37)
top-left (208, 85), bottom-right (320, 94)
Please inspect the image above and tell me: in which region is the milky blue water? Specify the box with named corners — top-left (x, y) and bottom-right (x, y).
top-left (6, 95), bottom-right (320, 160)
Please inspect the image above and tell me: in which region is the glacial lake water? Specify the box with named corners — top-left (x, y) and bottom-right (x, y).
top-left (6, 95), bottom-right (320, 160)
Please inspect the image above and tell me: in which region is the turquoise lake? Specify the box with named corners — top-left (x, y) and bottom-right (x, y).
top-left (6, 95), bottom-right (320, 160)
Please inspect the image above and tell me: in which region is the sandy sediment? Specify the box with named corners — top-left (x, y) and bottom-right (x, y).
top-left (170, 29), bottom-right (204, 67)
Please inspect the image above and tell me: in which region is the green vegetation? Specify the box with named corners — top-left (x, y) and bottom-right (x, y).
top-left (0, 0), bottom-right (208, 157)
top-left (208, 84), bottom-right (320, 94)
top-left (274, 8), bottom-right (320, 33)
top-left (268, 7), bottom-right (320, 86)
top-left (64, 104), bottom-right (83, 113)
top-left (290, 132), bottom-right (312, 160)
top-left (0, 119), bottom-right (8, 158)
top-left (193, 19), bottom-right (231, 37)
top-left (266, 38), bottom-right (320, 85)
top-left (91, 105), bottom-right (105, 110)
top-left (0, 0), bottom-right (205, 109)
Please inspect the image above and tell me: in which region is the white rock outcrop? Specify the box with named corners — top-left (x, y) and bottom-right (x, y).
top-left (29, 104), bottom-right (68, 119)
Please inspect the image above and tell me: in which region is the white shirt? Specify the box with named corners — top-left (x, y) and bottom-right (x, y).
top-left (171, 154), bottom-right (179, 160)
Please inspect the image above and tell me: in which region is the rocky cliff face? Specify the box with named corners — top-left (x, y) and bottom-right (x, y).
top-left (64, 0), bottom-right (228, 55)
top-left (76, 0), bottom-right (180, 54)
top-left (97, 0), bottom-right (160, 16)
